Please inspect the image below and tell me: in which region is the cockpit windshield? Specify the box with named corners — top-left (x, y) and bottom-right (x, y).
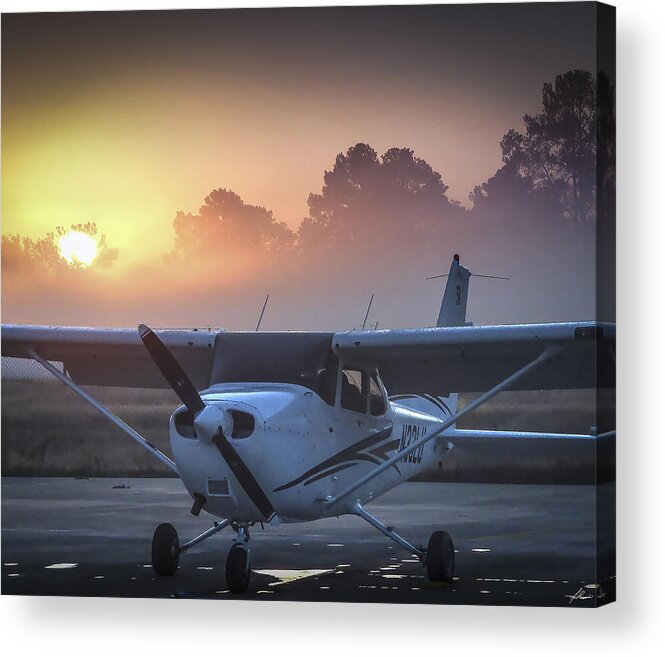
top-left (369, 373), bottom-right (387, 415)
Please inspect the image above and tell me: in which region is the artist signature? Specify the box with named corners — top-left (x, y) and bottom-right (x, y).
top-left (565, 584), bottom-right (606, 604)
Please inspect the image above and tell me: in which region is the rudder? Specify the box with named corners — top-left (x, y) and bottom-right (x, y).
top-left (436, 254), bottom-right (471, 327)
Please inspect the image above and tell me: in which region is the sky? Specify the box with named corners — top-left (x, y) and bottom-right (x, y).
top-left (2, 4), bottom-right (596, 256)
top-left (1, 3), bottom-right (600, 329)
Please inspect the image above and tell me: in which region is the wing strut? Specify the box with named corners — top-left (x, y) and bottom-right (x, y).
top-left (26, 348), bottom-right (178, 474)
top-left (352, 501), bottom-right (424, 558)
top-left (325, 344), bottom-right (562, 508)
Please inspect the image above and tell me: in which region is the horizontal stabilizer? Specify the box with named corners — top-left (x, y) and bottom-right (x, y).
top-left (443, 428), bottom-right (615, 441)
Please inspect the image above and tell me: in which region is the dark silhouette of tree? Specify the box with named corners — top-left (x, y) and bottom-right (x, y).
top-left (594, 70), bottom-right (616, 322)
top-left (170, 188), bottom-right (295, 258)
top-left (299, 143), bottom-right (462, 250)
top-left (595, 70), bottom-right (616, 224)
top-left (2, 222), bottom-right (118, 273)
top-left (471, 70), bottom-right (602, 225)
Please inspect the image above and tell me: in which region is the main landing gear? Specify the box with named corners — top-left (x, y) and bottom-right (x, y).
top-left (152, 523), bottom-right (180, 576)
top-left (151, 506), bottom-right (455, 593)
top-left (425, 530), bottom-right (455, 584)
top-left (352, 501), bottom-right (455, 584)
top-left (150, 518), bottom-right (252, 594)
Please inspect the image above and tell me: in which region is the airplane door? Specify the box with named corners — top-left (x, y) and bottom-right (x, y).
top-left (336, 368), bottom-right (393, 444)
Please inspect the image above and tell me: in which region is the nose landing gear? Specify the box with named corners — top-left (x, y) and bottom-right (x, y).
top-left (224, 526), bottom-right (250, 594)
top-left (225, 524), bottom-right (251, 594)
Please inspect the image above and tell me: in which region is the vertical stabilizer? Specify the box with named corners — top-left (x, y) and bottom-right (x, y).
top-left (436, 254), bottom-right (471, 327)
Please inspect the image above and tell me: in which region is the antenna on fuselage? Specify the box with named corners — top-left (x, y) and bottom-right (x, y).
top-left (255, 294), bottom-right (270, 331)
top-left (361, 293), bottom-right (374, 331)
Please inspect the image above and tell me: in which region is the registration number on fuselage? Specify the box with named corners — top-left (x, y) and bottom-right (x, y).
top-left (398, 424), bottom-right (427, 464)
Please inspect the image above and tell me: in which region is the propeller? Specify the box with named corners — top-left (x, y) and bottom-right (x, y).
top-left (138, 323), bottom-right (279, 525)
top-left (138, 324), bottom-right (205, 415)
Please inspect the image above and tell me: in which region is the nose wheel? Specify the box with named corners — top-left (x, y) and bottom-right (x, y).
top-left (151, 522), bottom-right (180, 576)
top-left (226, 544), bottom-right (251, 593)
top-left (225, 525), bottom-right (251, 594)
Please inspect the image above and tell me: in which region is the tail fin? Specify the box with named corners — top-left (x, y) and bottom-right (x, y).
top-left (390, 255), bottom-right (468, 422)
top-left (436, 254), bottom-right (471, 327)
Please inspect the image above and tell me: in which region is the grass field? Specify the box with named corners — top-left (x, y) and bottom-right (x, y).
top-left (1, 380), bottom-right (614, 483)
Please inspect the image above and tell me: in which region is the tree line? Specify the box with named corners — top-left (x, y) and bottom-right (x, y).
top-left (3, 69), bottom-right (614, 271)
top-left (170, 69), bottom-right (614, 260)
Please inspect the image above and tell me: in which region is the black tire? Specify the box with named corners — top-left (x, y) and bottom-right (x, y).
top-left (426, 530), bottom-right (455, 584)
top-left (226, 545), bottom-right (250, 594)
top-left (151, 523), bottom-right (180, 576)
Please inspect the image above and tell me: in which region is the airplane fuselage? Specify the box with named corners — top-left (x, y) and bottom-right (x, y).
top-left (170, 383), bottom-right (449, 523)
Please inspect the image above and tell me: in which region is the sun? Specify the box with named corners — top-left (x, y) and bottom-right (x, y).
top-left (58, 230), bottom-right (98, 267)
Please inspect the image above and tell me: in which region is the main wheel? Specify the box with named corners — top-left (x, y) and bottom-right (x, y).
top-left (426, 530), bottom-right (455, 584)
top-left (226, 544), bottom-right (250, 594)
top-left (151, 523), bottom-right (180, 576)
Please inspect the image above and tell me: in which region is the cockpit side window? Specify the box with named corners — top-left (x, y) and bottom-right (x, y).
top-left (341, 368), bottom-right (367, 414)
top-left (369, 373), bottom-right (387, 416)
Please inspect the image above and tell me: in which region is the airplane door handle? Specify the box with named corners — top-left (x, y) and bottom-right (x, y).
top-left (357, 420), bottom-right (364, 427)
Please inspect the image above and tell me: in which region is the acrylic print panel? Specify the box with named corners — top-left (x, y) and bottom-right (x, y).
top-left (1, 2), bottom-right (615, 607)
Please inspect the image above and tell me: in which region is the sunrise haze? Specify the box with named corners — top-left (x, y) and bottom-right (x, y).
top-left (1, 4), bottom-right (607, 330)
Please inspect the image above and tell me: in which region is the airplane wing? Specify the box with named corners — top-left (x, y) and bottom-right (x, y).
top-left (1, 324), bottom-right (215, 389)
top-left (332, 321), bottom-right (615, 394)
top-left (2, 320), bottom-right (615, 394)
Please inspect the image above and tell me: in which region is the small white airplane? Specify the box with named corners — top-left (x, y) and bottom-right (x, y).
top-left (1, 254), bottom-right (615, 593)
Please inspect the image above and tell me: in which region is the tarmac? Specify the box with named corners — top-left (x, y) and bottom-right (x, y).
top-left (1, 477), bottom-right (615, 607)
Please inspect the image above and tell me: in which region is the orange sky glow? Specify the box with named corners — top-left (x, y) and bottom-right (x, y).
top-left (2, 5), bottom-right (600, 330)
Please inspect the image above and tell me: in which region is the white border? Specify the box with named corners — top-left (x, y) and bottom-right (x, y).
top-left (1, 0), bottom-right (663, 655)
